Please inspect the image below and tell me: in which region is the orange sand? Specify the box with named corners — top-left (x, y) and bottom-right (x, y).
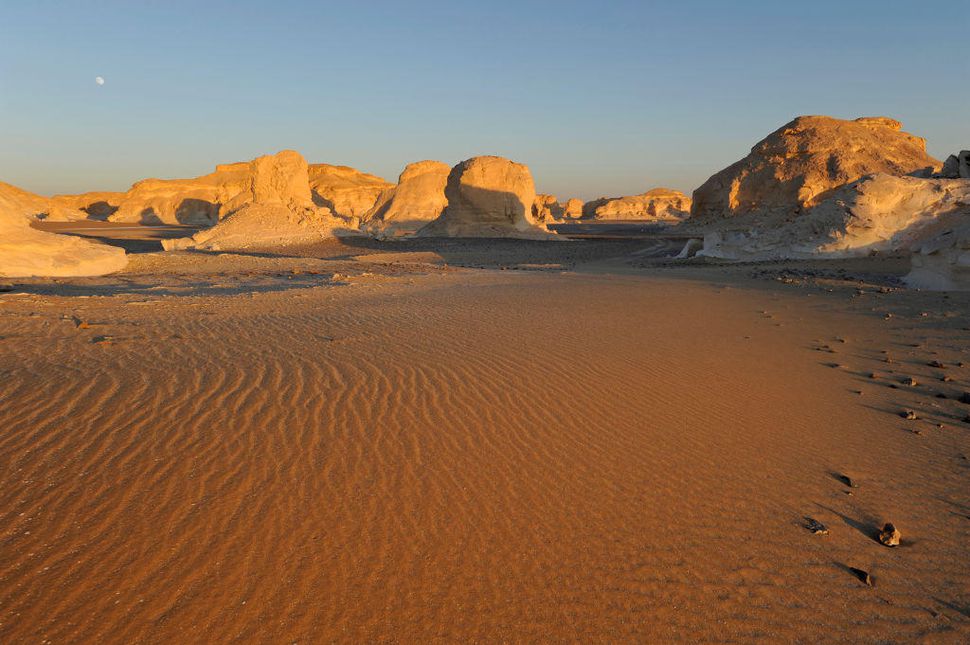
top-left (0, 248), bottom-right (968, 642)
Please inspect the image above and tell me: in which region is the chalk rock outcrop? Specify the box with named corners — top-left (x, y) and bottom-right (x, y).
top-left (308, 164), bottom-right (393, 219)
top-left (417, 156), bottom-right (553, 239)
top-left (691, 116), bottom-right (940, 219)
top-left (364, 160), bottom-right (450, 237)
top-left (907, 221), bottom-right (970, 291)
top-left (563, 198), bottom-right (583, 219)
top-left (699, 174), bottom-right (970, 260)
top-left (532, 194), bottom-right (564, 223)
top-left (161, 151), bottom-right (347, 251)
top-left (107, 150), bottom-right (315, 226)
top-left (0, 181), bottom-right (127, 277)
top-left (587, 188), bottom-right (691, 221)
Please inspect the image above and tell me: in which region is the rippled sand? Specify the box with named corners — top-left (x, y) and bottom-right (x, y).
top-left (1, 242), bottom-right (968, 642)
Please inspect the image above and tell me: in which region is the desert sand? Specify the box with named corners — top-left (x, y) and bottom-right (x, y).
top-left (1, 228), bottom-right (968, 643)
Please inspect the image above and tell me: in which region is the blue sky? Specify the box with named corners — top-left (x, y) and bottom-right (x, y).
top-left (1, 0), bottom-right (967, 200)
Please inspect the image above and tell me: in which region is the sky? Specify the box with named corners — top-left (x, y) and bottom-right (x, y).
top-left (1, 0), bottom-right (967, 201)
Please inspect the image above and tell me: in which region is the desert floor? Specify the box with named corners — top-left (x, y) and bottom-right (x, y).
top-left (1, 226), bottom-right (969, 643)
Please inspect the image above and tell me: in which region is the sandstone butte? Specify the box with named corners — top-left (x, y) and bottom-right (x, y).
top-left (0, 181), bottom-right (127, 277)
top-left (416, 156), bottom-right (555, 239)
top-left (363, 160), bottom-right (450, 238)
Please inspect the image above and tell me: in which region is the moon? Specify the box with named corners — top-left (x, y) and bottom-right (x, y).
top-left (95, 76), bottom-right (105, 86)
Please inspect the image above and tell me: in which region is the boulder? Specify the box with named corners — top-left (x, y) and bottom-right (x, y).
top-left (0, 181), bottom-right (127, 277)
top-left (307, 164), bottom-right (393, 218)
top-left (691, 115), bottom-right (940, 219)
top-left (586, 188), bottom-right (691, 221)
top-left (417, 156), bottom-right (553, 239)
top-left (532, 194), bottom-right (564, 223)
top-left (563, 198), bottom-right (583, 219)
top-left (364, 160), bottom-right (450, 237)
top-left (698, 174), bottom-right (970, 260)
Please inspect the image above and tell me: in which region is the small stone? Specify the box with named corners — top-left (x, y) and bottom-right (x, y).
top-left (878, 523), bottom-right (901, 547)
top-left (958, 392), bottom-right (970, 405)
top-left (901, 377), bottom-right (917, 387)
top-left (868, 372), bottom-right (879, 379)
top-left (850, 567), bottom-right (873, 586)
top-left (900, 410), bottom-right (918, 420)
top-left (928, 360), bottom-right (946, 369)
top-left (805, 518), bottom-right (829, 535)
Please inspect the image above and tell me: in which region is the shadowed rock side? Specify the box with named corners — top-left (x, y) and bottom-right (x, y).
top-left (691, 116), bottom-right (941, 220)
top-left (532, 194), bottom-right (564, 223)
top-left (907, 221), bottom-right (970, 290)
top-left (0, 181), bottom-right (127, 277)
top-left (563, 198), bottom-right (583, 219)
top-left (307, 164), bottom-right (393, 219)
top-left (162, 151), bottom-right (349, 251)
top-left (700, 174), bottom-right (970, 260)
top-left (585, 188), bottom-right (691, 221)
top-left (416, 156), bottom-right (555, 239)
top-left (363, 160), bottom-right (450, 238)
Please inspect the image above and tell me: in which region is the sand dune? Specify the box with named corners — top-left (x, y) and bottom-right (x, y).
top-left (1, 246), bottom-right (968, 642)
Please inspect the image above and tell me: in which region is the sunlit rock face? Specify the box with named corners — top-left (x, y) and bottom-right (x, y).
top-left (363, 160), bottom-right (450, 238)
top-left (417, 156), bottom-right (554, 239)
top-left (0, 181), bottom-right (127, 277)
top-left (532, 194), bottom-right (564, 223)
top-left (585, 188), bottom-right (691, 221)
top-left (691, 115), bottom-right (940, 220)
top-left (307, 163), bottom-right (393, 219)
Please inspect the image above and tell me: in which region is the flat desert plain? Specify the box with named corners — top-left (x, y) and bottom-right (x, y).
top-left (1, 235), bottom-right (968, 642)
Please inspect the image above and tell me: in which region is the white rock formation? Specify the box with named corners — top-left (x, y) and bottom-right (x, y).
top-left (106, 150), bottom-right (316, 226)
top-left (161, 151), bottom-right (347, 251)
top-left (0, 181), bottom-right (127, 277)
top-left (698, 175), bottom-right (970, 260)
top-left (691, 116), bottom-right (940, 219)
top-left (416, 156), bottom-right (553, 239)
